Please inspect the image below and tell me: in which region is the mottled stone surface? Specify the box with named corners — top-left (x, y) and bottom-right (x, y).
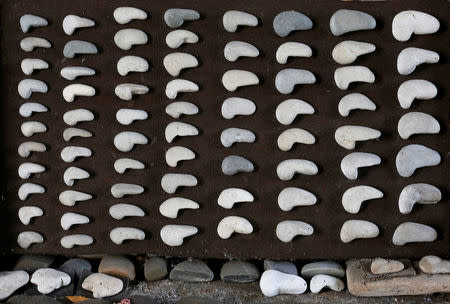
top-left (99, 255), bottom-right (136, 280)
top-left (144, 256), bottom-right (168, 281)
top-left (170, 259), bottom-right (213, 282)
top-left (301, 261), bottom-right (345, 279)
top-left (220, 260), bottom-right (260, 283)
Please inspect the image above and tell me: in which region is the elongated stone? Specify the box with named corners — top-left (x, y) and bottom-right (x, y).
top-left (273, 11), bottom-right (313, 37)
top-left (330, 9), bottom-right (376, 36)
top-left (221, 155), bottom-right (254, 175)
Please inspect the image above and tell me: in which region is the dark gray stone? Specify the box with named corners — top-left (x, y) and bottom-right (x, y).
top-left (177, 296), bottom-right (223, 304)
top-left (144, 256), bottom-right (168, 281)
top-left (264, 259), bottom-right (298, 275)
top-left (130, 295), bottom-right (159, 304)
top-left (7, 295), bottom-right (60, 304)
top-left (301, 260), bottom-right (345, 279)
top-left (14, 255), bottom-right (54, 273)
top-left (329, 9), bottom-right (376, 36)
top-left (170, 259), bottom-right (213, 282)
top-left (164, 9), bottom-right (200, 28)
top-left (79, 300), bottom-right (110, 304)
top-left (58, 258), bottom-right (92, 279)
top-left (220, 260), bottom-right (259, 283)
top-left (273, 10), bottom-right (313, 37)
top-left (63, 40), bottom-right (98, 59)
top-left (221, 155), bottom-right (254, 176)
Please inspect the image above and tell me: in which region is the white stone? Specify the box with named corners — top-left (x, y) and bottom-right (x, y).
top-left (165, 79), bottom-right (199, 99)
top-left (63, 127), bottom-right (92, 142)
top-left (117, 55), bottom-right (149, 76)
top-left (221, 97), bottom-right (256, 119)
top-left (397, 47), bottom-right (439, 75)
top-left (161, 173), bottom-right (197, 194)
top-left (17, 231), bottom-right (43, 248)
top-left (60, 66), bottom-right (95, 80)
top-left (342, 185), bottom-right (383, 214)
top-left (392, 222), bottom-right (437, 245)
top-left (31, 268), bottom-right (70, 294)
top-left (18, 79), bottom-right (48, 99)
top-left (21, 58), bottom-right (49, 75)
top-left (109, 203), bottom-right (145, 220)
top-left (166, 101), bottom-right (199, 118)
top-left (18, 162), bottom-right (45, 179)
top-left (114, 7), bottom-right (147, 24)
top-left (217, 216), bottom-right (253, 239)
top-left (223, 10), bottom-right (258, 32)
top-left (160, 197), bottom-right (199, 218)
top-left (60, 146), bottom-right (91, 162)
top-left (59, 190), bottom-right (92, 206)
top-left (259, 269), bottom-right (307, 297)
top-left (277, 187), bottom-right (317, 211)
top-left (396, 144), bottom-right (440, 177)
top-left (163, 52), bottom-right (198, 76)
top-left (166, 29), bottom-right (199, 49)
top-left (110, 227), bottom-right (145, 245)
top-left (332, 41), bottom-right (375, 65)
top-left (334, 66), bottom-right (375, 90)
top-left (222, 70), bottom-right (259, 92)
top-left (224, 41), bottom-right (259, 62)
top-left (165, 146), bottom-right (195, 167)
top-left (60, 212), bottom-right (89, 230)
top-left (0, 270), bottom-right (29, 300)
top-left (21, 121), bottom-right (47, 137)
top-left (340, 152), bottom-right (381, 180)
top-left (397, 112), bottom-right (439, 139)
top-left (419, 256), bottom-right (450, 274)
top-left (397, 79), bottom-right (437, 109)
top-left (340, 220), bottom-right (379, 243)
top-left (20, 14), bottom-right (48, 33)
top-left (392, 11), bottom-right (440, 42)
top-left (160, 225), bottom-right (198, 246)
top-left (275, 69), bottom-right (316, 94)
top-left (276, 42), bottom-right (312, 64)
top-left (338, 93), bottom-right (376, 117)
top-left (63, 15), bottom-right (95, 35)
top-left (114, 83), bottom-right (149, 100)
top-left (114, 131), bottom-right (148, 152)
top-left (20, 37), bottom-right (51, 52)
top-left (18, 141), bottom-right (46, 158)
top-left (114, 158), bottom-right (145, 174)
top-left (19, 102), bottom-right (48, 117)
top-left (221, 127), bottom-right (255, 147)
top-left (18, 206), bottom-right (43, 225)
top-left (63, 84), bottom-right (95, 102)
top-left (63, 166), bottom-right (89, 186)
top-left (18, 183), bottom-right (45, 200)
top-left (335, 125), bottom-right (381, 150)
top-left (399, 183), bottom-right (441, 215)
top-left (114, 28), bottom-right (147, 50)
top-left (276, 99), bottom-right (314, 125)
top-left (276, 159), bottom-right (318, 180)
top-left (111, 183), bottom-right (144, 198)
top-left (165, 121), bottom-right (198, 143)
top-left (371, 259), bottom-right (404, 274)
top-left (63, 109), bottom-right (94, 126)
top-left (276, 220), bottom-right (313, 243)
top-left (116, 109), bottom-right (148, 125)
top-left (277, 128), bottom-right (315, 151)
top-left (82, 273), bottom-right (123, 298)
top-left (217, 188), bottom-right (254, 209)
top-left (310, 274), bottom-right (345, 293)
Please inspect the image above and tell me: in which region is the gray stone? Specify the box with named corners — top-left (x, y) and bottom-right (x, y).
top-left (14, 255), bottom-right (54, 273)
top-left (170, 259), bottom-right (213, 282)
top-left (0, 271), bottom-right (29, 300)
top-left (58, 258), bottom-right (92, 279)
top-left (275, 69), bottom-right (316, 94)
top-left (7, 295), bottom-right (60, 304)
top-left (301, 261), bottom-right (345, 279)
top-left (220, 260), bottom-right (259, 283)
top-left (79, 300), bottom-right (110, 304)
top-left (330, 9), bottom-right (376, 36)
top-left (221, 155), bottom-right (254, 176)
top-left (264, 260), bottom-right (298, 275)
top-left (20, 14), bottom-right (48, 33)
top-left (144, 256), bottom-right (168, 281)
top-left (63, 40), bottom-right (98, 59)
top-left (164, 8), bottom-right (200, 28)
top-left (273, 10), bottom-right (313, 37)
top-left (177, 296), bottom-right (223, 304)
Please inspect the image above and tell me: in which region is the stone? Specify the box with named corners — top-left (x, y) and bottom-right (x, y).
top-left (161, 173), bottom-right (197, 194)
top-left (165, 121), bottom-right (198, 143)
top-left (21, 121), bottom-right (47, 137)
top-left (82, 273), bottom-right (123, 298)
top-left (277, 187), bottom-right (317, 212)
top-left (338, 93), bottom-right (376, 117)
top-left (18, 79), bottom-right (48, 99)
top-left (397, 112), bottom-right (439, 139)
top-left (59, 190), bottom-right (92, 206)
top-left (18, 162), bottom-right (45, 179)
top-left (398, 183), bottom-right (441, 215)
top-left (276, 159), bottom-right (318, 180)
top-left (63, 40), bottom-right (97, 58)
top-left (370, 259), bottom-right (404, 274)
top-left (160, 225), bottom-right (198, 246)
top-left (395, 144), bottom-right (440, 177)
top-left (334, 66), bottom-right (375, 90)
top-left (60, 66), bottom-right (96, 80)
top-left (221, 155), bottom-right (254, 175)
top-left (163, 52), bottom-right (198, 77)
top-left (165, 146), bottom-right (196, 167)
top-left (276, 99), bottom-right (314, 125)
top-left (165, 101), bottom-right (199, 118)
top-left (217, 216), bottom-right (253, 239)
top-left (223, 10), bottom-right (258, 32)
top-left (392, 222), bottom-right (437, 245)
top-left (159, 197), bottom-right (199, 218)
top-left (221, 97), bottom-right (256, 119)
top-left (0, 271), bottom-right (29, 300)
top-left (392, 10), bottom-right (440, 42)
top-left (58, 258), bottom-right (92, 279)
top-left (60, 212), bottom-right (89, 230)
top-left (114, 7), bottom-right (147, 24)
top-left (170, 259), bottom-right (213, 282)
top-left (340, 152), bottom-right (381, 180)
top-left (332, 40), bottom-right (375, 65)
top-left (114, 131), bottom-right (148, 152)
top-left (63, 15), bottom-right (95, 35)
top-left (114, 158), bottom-right (145, 174)
top-left (144, 257), bottom-right (167, 281)
top-left (19, 102), bottom-right (48, 117)
top-left (301, 261), bottom-right (345, 279)
top-left (17, 231), bottom-right (43, 249)
top-left (14, 255), bottom-right (53, 273)
top-left (419, 256), bottom-right (450, 274)
top-left (341, 185), bottom-right (383, 214)
top-left (63, 166), bottom-right (89, 186)
top-left (60, 234), bottom-right (93, 249)
top-left (276, 42), bottom-right (312, 64)
top-left (20, 14), bottom-right (48, 33)
top-left (117, 55), bottom-right (149, 76)
top-left (222, 70), bottom-right (259, 92)
top-left (165, 79), bottom-right (199, 99)
top-left (18, 183), bottom-right (45, 201)
top-left (30, 268), bottom-right (70, 294)
top-left (18, 142), bottom-right (46, 158)
top-left (109, 203), bottom-right (145, 220)
top-left (277, 128), bottom-right (315, 151)
top-left (176, 296), bottom-right (222, 304)
top-left (63, 127), bottom-right (92, 142)
top-left (224, 41), bottom-right (259, 62)
top-left (273, 10), bottom-right (313, 37)
top-left (7, 295), bottom-right (60, 304)
top-left (114, 29), bottom-right (148, 50)
top-left (99, 256), bottom-right (135, 280)
top-left (164, 8), bottom-right (200, 28)
top-left (264, 260), bottom-right (297, 275)
top-left (109, 227), bottom-right (145, 245)
top-left (275, 69), bottom-right (316, 94)
top-left (20, 37), bottom-right (51, 52)
top-left (397, 79), bottom-right (437, 109)
top-left (397, 47), bottom-right (439, 75)
top-left (21, 59), bottom-right (49, 75)
top-left (259, 269), bottom-right (307, 297)
top-left (310, 274), bottom-right (345, 293)
top-left (18, 206), bottom-right (43, 225)
top-left (115, 83), bottom-right (149, 101)
top-left (276, 220), bottom-right (313, 242)
top-left (220, 128), bottom-right (255, 147)
top-left (340, 220), bottom-right (379, 243)
top-left (63, 109), bottom-right (94, 126)
top-left (217, 188), bottom-right (254, 209)
top-left (116, 109), bottom-right (148, 125)
top-left (220, 260), bottom-right (259, 283)
top-left (166, 30), bottom-right (199, 49)
top-left (61, 146), bottom-right (92, 162)
top-left (330, 9), bottom-right (376, 36)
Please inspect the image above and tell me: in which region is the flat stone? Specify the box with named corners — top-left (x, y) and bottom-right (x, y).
top-left (30, 268), bottom-right (71, 294)
top-left (99, 255), bottom-right (136, 280)
top-left (170, 259), bottom-right (213, 282)
top-left (76, 270), bottom-right (129, 301)
top-left (144, 257), bottom-right (168, 281)
top-left (264, 260), bottom-right (298, 275)
top-left (7, 295), bottom-right (60, 304)
top-left (273, 10), bottom-right (313, 37)
top-left (82, 273), bottom-right (123, 298)
top-left (330, 9), bottom-right (376, 36)
top-left (301, 261), bottom-right (345, 279)
top-left (220, 260), bottom-right (260, 283)
top-left (221, 155), bottom-right (254, 175)
top-left (14, 255), bottom-right (54, 273)
top-left (419, 256), bottom-right (450, 274)
top-left (371, 259), bottom-right (404, 274)
top-left (58, 258), bottom-right (92, 279)
top-left (0, 270), bottom-right (29, 300)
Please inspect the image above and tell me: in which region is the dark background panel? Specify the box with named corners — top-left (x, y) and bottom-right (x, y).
top-left (0, 0), bottom-right (448, 259)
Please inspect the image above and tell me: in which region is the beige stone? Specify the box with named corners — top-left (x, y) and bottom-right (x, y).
top-left (419, 256), bottom-right (450, 274)
top-left (370, 258), bottom-right (404, 274)
top-left (99, 255), bottom-right (135, 280)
